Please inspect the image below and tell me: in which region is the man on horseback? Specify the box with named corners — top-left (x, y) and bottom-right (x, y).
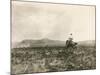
top-left (66, 33), bottom-right (77, 48)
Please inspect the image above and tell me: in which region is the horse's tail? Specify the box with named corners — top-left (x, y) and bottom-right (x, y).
top-left (66, 40), bottom-right (69, 48)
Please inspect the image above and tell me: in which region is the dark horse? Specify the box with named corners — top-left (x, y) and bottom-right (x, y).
top-left (66, 40), bottom-right (77, 49)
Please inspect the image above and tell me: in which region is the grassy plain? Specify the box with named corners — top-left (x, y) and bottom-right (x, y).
top-left (11, 46), bottom-right (96, 74)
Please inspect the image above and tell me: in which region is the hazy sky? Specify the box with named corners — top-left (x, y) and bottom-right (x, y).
top-left (12, 1), bottom-right (95, 42)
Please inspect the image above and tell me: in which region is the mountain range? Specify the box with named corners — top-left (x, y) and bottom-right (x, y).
top-left (12, 38), bottom-right (95, 48)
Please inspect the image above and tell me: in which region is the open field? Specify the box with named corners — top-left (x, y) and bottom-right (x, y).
top-left (11, 46), bottom-right (96, 74)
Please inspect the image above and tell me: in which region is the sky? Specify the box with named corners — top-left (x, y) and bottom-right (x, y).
top-left (12, 1), bottom-right (95, 42)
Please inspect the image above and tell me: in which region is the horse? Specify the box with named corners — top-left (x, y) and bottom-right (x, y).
top-left (65, 40), bottom-right (78, 49)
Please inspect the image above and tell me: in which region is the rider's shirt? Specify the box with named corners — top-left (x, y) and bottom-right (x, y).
top-left (68, 34), bottom-right (73, 40)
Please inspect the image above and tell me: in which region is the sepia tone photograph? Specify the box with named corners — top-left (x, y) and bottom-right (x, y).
top-left (11, 0), bottom-right (96, 74)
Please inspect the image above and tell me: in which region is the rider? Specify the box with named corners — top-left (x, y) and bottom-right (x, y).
top-left (66, 33), bottom-right (73, 47)
top-left (68, 33), bottom-right (73, 41)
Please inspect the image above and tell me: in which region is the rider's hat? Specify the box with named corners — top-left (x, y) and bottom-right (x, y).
top-left (70, 33), bottom-right (72, 35)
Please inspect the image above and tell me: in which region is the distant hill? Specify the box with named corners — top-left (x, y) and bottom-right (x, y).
top-left (12, 38), bottom-right (95, 48)
top-left (78, 40), bottom-right (96, 47)
top-left (12, 38), bottom-right (65, 48)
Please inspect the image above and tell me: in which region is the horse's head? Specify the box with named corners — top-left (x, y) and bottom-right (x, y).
top-left (74, 42), bottom-right (78, 45)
